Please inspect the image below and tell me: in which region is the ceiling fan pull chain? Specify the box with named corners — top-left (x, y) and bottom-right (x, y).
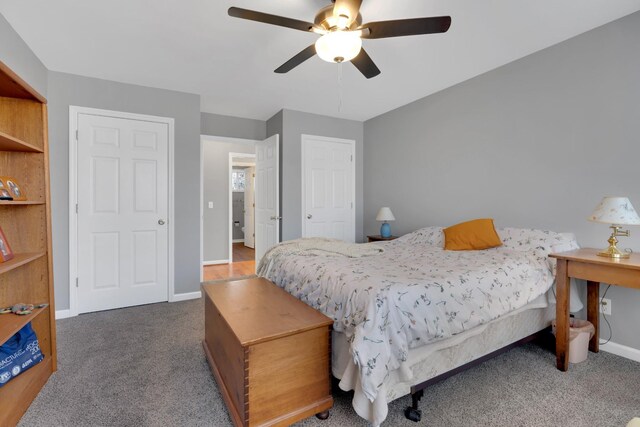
top-left (338, 62), bottom-right (343, 112)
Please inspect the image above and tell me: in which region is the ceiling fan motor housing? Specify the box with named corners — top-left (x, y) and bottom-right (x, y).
top-left (314, 5), bottom-right (362, 31)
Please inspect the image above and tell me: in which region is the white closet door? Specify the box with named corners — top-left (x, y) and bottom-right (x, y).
top-left (302, 135), bottom-right (355, 242)
top-left (77, 113), bottom-right (168, 313)
top-left (255, 135), bottom-right (279, 264)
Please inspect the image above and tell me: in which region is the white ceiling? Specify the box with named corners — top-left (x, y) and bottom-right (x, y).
top-left (1, 0), bottom-right (639, 121)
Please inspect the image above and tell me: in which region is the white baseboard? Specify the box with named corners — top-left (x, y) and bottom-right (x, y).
top-left (203, 259), bottom-right (229, 266)
top-left (600, 341), bottom-right (640, 363)
top-left (55, 309), bottom-right (72, 320)
top-left (232, 239), bottom-right (245, 243)
top-left (171, 291), bottom-right (202, 302)
top-left (56, 293), bottom-right (203, 316)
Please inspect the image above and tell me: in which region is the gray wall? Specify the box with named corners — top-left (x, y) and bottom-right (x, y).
top-left (202, 140), bottom-right (255, 261)
top-left (364, 11), bottom-right (640, 350)
top-left (48, 71), bottom-right (201, 310)
top-left (265, 110), bottom-right (283, 145)
top-left (267, 109), bottom-right (365, 243)
top-left (0, 14), bottom-right (47, 97)
top-left (201, 112), bottom-right (266, 141)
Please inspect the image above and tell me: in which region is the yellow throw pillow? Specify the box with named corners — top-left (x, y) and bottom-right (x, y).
top-left (443, 219), bottom-right (503, 251)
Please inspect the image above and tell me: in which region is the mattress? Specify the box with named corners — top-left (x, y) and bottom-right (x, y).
top-left (333, 294), bottom-right (555, 425)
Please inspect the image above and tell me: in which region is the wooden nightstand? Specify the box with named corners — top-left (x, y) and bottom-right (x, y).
top-left (367, 235), bottom-right (398, 242)
top-left (550, 248), bottom-right (640, 371)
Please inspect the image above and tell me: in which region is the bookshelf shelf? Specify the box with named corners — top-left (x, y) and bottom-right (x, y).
top-left (0, 130), bottom-right (43, 153)
top-left (0, 306), bottom-right (46, 346)
top-left (0, 252), bottom-right (46, 276)
top-left (0, 201), bottom-right (45, 206)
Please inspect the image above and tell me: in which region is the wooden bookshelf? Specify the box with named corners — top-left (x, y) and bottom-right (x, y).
top-left (0, 60), bottom-right (56, 426)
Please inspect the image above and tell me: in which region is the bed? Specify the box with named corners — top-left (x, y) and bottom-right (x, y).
top-left (257, 226), bottom-right (580, 426)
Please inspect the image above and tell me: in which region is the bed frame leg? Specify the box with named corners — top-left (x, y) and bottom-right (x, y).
top-left (404, 389), bottom-right (423, 422)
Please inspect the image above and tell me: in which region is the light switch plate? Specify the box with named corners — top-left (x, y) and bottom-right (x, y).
top-left (208, 201), bottom-right (213, 209)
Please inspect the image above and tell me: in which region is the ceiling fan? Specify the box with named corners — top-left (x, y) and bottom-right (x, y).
top-left (228, 0), bottom-right (451, 79)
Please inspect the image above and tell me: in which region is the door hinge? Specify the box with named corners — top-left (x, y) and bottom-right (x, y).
top-left (75, 129), bottom-right (79, 140)
top-left (75, 277), bottom-right (79, 288)
top-left (350, 154), bottom-right (353, 162)
top-left (76, 203), bottom-right (78, 214)
top-left (351, 202), bottom-right (354, 209)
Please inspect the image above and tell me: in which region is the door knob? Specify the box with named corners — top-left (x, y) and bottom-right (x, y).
top-left (158, 219), bottom-right (166, 225)
top-left (307, 214), bottom-right (312, 219)
top-left (270, 216), bottom-right (282, 220)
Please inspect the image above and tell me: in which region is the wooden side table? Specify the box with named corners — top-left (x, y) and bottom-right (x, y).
top-left (367, 235), bottom-right (398, 242)
top-left (549, 248), bottom-right (640, 371)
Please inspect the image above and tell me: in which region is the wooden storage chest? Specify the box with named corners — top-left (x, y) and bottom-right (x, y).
top-left (202, 277), bottom-right (333, 426)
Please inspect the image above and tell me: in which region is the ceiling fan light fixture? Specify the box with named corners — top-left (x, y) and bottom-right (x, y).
top-left (315, 31), bottom-right (362, 63)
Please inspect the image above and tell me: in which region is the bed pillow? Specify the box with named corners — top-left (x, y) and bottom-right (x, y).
top-left (394, 226), bottom-right (444, 247)
top-left (497, 227), bottom-right (580, 274)
top-left (443, 218), bottom-right (503, 251)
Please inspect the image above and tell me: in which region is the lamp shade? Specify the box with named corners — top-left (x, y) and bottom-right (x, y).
top-left (376, 207), bottom-right (395, 222)
top-left (589, 196), bottom-right (640, 225)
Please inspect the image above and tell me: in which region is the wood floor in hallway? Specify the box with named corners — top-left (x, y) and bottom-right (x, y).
top-left (203, 243), bottom-right (256, 281)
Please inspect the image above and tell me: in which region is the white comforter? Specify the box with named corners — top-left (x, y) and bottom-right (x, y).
top-left (258, 227), bottom-right (578, 425)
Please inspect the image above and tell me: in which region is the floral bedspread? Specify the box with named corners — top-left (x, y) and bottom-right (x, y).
top-left (259, 227), bottom-right (578, 404)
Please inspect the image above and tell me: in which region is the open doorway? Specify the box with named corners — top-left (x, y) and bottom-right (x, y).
top-left (200, 134), bottom-right (280, 282)
top-left (229, 153), bottom-right (256, 270)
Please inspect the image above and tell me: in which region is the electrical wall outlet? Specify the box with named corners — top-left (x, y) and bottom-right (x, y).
top-left (599, 298), bottom-right (612, 316)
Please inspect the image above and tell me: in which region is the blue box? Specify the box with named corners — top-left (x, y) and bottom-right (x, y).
top-left (0, 322), bottom-right (44, 386)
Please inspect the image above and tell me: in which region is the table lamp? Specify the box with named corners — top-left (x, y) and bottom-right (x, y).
top-left (376, 207), bottom-right (395, 238)
top-left (588, 196), bottom-right (640, 258)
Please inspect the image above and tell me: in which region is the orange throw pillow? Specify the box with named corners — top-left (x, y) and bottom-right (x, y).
top-left (443, 219), bottom-right (503, 251)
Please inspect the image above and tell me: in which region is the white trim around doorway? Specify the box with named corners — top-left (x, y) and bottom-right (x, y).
top-left (69, 106), bottom-right (176, 317)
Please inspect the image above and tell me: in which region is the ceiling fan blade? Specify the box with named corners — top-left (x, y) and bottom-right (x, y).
top-left (361, 16), bottom-right (451, 39)
top-left (351, 48), bottom-right (381, 79)
top-left (333, 0), bottom-right (363, 25)
top-left (275, 45), bottom-right (317, 74)
top-left (228, 7), bottom-right (317, 32)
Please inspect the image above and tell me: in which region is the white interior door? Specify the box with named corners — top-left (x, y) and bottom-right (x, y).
top-left (302, 135), bottom-right (355, 242)
top-left (244, 166), bottom-right (255, 249)
top-left (77, 113), bottom-right (169, 314)
top-left (255, 135), bottom-right (279, 264)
